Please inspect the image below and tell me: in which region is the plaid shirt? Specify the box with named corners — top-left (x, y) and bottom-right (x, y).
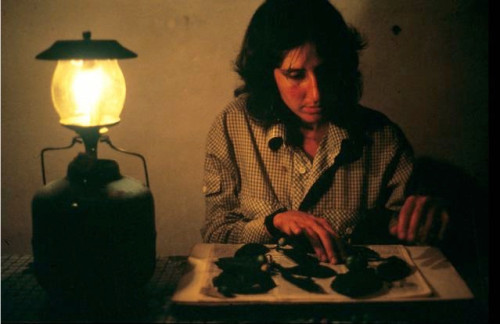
top-left (201, 96), bottom-right (414, 244)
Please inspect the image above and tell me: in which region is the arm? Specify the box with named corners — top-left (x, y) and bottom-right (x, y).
top-left (201, 108), bottom-right (347, 262)
top-left (200, 111), bottom-right (284, 244)
top-left (381, 126), bottom-right (449, 244)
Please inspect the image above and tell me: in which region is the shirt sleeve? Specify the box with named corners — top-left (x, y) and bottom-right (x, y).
top-left (346, 123), bottom-right (415, 244)
top-left (200, 110), bottom-right (282, 244)
top-left (382, 125), bottom-right (414, 213)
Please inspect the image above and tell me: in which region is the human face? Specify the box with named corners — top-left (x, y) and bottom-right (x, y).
top-left (274, 42), bottom-right (325, 128)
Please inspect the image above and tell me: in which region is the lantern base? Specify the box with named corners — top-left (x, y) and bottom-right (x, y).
top-left (32, 153), bottom-right (156, 307)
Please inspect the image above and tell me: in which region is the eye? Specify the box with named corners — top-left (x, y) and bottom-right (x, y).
top-left (282, 69), bottom-right (306, 81)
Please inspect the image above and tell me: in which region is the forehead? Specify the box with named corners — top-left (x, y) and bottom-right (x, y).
top-left (279, 42), bottom-right (323, 68)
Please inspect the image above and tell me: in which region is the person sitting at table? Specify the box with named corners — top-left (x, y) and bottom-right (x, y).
top-left (200, 0), bottom-right (448, 264)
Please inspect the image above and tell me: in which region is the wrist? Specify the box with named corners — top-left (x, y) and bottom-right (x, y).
top-left (264, 208), bottom-right (286, 238)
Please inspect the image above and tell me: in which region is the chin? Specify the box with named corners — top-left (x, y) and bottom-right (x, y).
top-left (300, 115), bottom-right (323, 126)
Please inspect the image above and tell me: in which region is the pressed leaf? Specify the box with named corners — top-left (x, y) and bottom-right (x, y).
top-left (331, 268), bottom-right (383, 297)
top-left (234, 243), bottom-right (270, 258)
top-left (287, 264), bottom-right (337, 278)
top-left (376, 256), bottom-right (412, 281)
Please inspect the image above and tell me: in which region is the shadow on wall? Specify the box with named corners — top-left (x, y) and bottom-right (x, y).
top-left (409, 156), bottom-right (489, 302)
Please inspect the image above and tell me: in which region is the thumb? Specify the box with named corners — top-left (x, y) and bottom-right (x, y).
top-left (389, 217), bottom-right (399, 236)
top-left (389, 224), bottom-right (398, 236)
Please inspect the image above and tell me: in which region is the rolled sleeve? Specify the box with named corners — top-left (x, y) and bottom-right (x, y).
top-left (383, 127), bottom-right (415, 213)
top-left (200, 105), bottom-right (284, 243)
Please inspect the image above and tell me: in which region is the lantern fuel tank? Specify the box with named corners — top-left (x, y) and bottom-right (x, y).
top-left (32, 154), bottom-right (156, 300)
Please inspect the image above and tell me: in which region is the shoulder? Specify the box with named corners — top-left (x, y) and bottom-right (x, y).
top-left (207, 95), bottom-right (254, 138)
top-left (357, 105), bottom-right (411, 149)
top-left (216, 95), bottom-right (249, 121)
top-left (358, 105), bottom-right (393, 129)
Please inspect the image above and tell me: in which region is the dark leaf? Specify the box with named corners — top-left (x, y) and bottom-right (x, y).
top-left (287, 264), bottom-right (337, 278)
top-left (344, 245), bottom-right (381, 261)
top-left (280, 268), bottom-right (325, 294)
top-left (234, 243), bottom-right (270, 258)
top-left (331, 268), bottom-right (383, 297)
top-left (376, 256), bottom-right (412, 281)
top-left (345, 254), bottom-right (368, 271)
top-left (215, 255), bottom-right (265, 273)
top-left (213, 270), bottom-right (276, 295)
top-left (282, 247), bottom-right (319, 266)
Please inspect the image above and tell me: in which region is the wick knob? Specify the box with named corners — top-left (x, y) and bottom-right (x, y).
top-left (83, 31), bottom-right (91, 41)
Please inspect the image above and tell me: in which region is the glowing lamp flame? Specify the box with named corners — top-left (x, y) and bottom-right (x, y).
top-left (51, 59), bottom-right (126, 127)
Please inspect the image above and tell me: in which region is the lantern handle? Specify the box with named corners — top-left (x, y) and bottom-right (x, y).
top-left (40, 137), bottom-right (83, 185)
top-left (99, 135), bottom-right (151, 188)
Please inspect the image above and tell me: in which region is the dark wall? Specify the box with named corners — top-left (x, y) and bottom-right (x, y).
top-left (2, 0), bottom-right (488, 257)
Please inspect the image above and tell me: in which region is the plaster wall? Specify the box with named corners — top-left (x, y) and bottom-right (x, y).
top-left (1, 0), bottom-right (488, 256)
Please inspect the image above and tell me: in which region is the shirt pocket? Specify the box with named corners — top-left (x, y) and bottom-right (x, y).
top-left (202, 173), bottom-right (221, 196)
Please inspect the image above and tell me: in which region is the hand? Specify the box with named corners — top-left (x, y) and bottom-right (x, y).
top-left (273, 210), bottom-right (344, 264)
top-left (390, 195), bottom-right (449, 244)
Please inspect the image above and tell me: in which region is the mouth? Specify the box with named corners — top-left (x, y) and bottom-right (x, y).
top-left (302, 106), bottom-right (322, 114)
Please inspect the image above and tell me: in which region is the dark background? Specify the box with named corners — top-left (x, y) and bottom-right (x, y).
top-left (2, 0), bottom-right (488, 267)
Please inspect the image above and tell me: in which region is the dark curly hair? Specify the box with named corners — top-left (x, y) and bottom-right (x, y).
top-left (234, 0), bottom-right (366, 137)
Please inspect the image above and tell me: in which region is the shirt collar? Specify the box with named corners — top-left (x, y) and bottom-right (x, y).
top-left (266, 123), bottom-right (286, 151)
top-left (265, 122), bottom-right (353, 151)
top-left (325, 122), bottom-right (350, 146)
top-left (324, 122), bottom-right (367, 166)
top-left (321, 123), bottom-right (350, 165)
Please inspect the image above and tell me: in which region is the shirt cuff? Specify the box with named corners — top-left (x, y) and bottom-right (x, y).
top-left (264, 208), bottom-right (287, 239)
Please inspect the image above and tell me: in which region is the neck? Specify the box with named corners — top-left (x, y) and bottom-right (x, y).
top-left (299, 122), bottom-right (327, 160)
top-left (300, 122), bottom-right (327, 141)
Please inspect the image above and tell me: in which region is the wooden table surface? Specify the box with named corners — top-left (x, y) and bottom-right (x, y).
top-left (1, 247), bottom-right (488, 323)
top-left (1, 255), bottom-right (187, 323)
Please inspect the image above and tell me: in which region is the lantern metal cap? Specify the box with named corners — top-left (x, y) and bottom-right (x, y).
top-left (36, 31), bottom-right (137, 60)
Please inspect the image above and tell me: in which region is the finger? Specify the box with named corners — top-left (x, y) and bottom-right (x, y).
top-left (304, 228), bottom-right (327, 262)
top-left (278, 221), bottom-right (293, 236)
top-left (398, 195), bottom-right (417, 240)
top-left (389, 217), bottom-right (398, 236)
top-left (333, 236), bottom-right (346, 263)
top-left (317, 218), bottom-right (335, 234)
top-left (407, 196), bottom-right (429, 241)
top-left (316, 218), bottom-right (341, 239)
top-left (289, 222), bottom-right (303, 236)
top-left (314, 219), bottom-right (343, 263)
top-left (438, 209), bottom-right (450, 240)
top-left (418, 204), bottom-right (436, 243)
top-left (312, 224), bottom-right (337, 264)
top-left (389, 223), bottom-right (398, 236)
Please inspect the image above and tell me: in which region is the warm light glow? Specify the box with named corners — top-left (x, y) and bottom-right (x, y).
top-left (51, 59), bottom-right (126, 127)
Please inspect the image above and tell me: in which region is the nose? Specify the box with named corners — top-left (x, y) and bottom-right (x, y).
top-left (307, 72), bottom-right (320, 104)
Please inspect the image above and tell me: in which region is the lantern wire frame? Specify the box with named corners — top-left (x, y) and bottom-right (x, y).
top-left (40, 134), bottom-right (150, 187)
top-left (36, 31), bottom-right (149, 187)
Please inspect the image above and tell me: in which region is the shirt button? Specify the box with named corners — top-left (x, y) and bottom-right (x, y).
top-left (345, 227), bottom-right (353, 235)
top-left (202, 185), bottom-right (207, 194)
top-left (298, 166), bottom-right (307, 174)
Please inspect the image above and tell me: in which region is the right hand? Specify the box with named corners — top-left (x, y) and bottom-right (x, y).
top-left (273, 210), bottom-right (344, 264)
top-left (389, 195), bottom-right (449, 244)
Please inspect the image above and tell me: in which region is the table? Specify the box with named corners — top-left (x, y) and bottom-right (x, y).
top-left (2, 247), bottom-right (488, 323)
top-left (1, 255), bottom-right (187, 323)
top-left (170, 244), bottom-right (486, 323)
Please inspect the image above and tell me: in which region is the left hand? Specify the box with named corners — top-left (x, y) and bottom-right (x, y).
top-left (390, 195), bottom-right (449, 244)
